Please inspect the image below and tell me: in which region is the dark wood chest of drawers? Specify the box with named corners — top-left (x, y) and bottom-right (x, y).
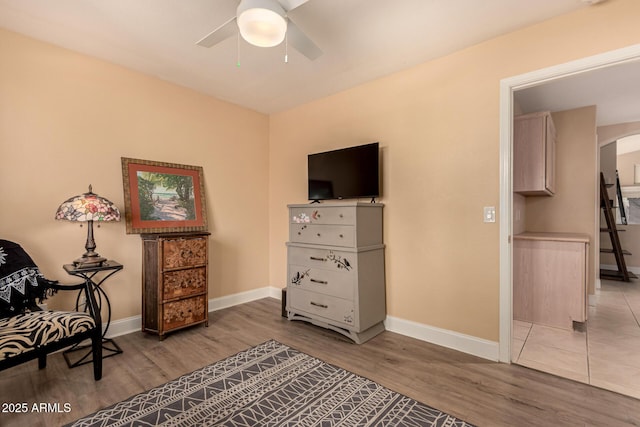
top-left (141, 232), bottom-right (210, 339)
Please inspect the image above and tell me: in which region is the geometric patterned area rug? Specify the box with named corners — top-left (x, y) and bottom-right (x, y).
top-left (66, 340), bottom-right (475, 426)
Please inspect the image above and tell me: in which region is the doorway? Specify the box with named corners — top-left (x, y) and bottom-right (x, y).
top-left (499, 44), bottom-right (640, 398)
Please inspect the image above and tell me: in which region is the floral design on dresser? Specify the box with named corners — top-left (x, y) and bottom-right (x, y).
top-left (292, 210), bottom-right (320, 223)
top-left (291, 269), bottom-right (310, 286)
top-left (327, 251), bottom-right (351, 271)
top-left (344, 311), bottom-right (354, 324)
top-left (292, 213), bottom-right (311, 223)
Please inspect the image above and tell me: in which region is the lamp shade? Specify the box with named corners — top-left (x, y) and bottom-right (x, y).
top-left (55, 185), bottom-right (120, 267)
top-left (55, 186), bottom-right (120, 223)
top-left (237, 0), bottom-right (287, 47)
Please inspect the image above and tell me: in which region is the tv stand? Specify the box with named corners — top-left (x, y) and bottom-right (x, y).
top-left (309, 200), bottom-right (321, 204)
top-left (286, 202), bottom-right (386, 344)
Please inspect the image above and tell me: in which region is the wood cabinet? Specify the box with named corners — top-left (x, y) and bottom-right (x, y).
top-left (514, 111), bottom-right (556, 196)
top-left (141, 232), bottom-right (210, 339)
top-left (513, 232), bottom-right (588, 330)
top-left (286, 203), bottom-right (386, 344)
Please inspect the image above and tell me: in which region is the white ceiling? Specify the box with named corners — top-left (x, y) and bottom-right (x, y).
top-left (0, 0), bottom-right (605, 114)
top-left (515, 59), bottom-right (640, 126)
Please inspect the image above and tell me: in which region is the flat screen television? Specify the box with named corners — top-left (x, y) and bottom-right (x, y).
top-left (308, 142), bottom-right (380, 201)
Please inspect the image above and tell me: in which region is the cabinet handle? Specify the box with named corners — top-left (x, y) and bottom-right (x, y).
top-left (310, 301), bottom-right (328, 309)
top-left (339, 234), bottom-right (344, 238)
top-left (310, 278), bottom-right (328, 285)
top-left (339, 214), bottom-right (343, 218)
top-left (309, 256), bottom-right (325, 261)
top-left (317, 233), bottom-right (321, 237)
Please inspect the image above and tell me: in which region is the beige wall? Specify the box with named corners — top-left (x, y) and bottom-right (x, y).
top-left (269, 0), bottom-right (640, 341)
top-left (525, 107), bottom-right (597, 293)
top-left (605, 138), bottom-right (640, 269)
top-left (617, 150), bottom-right (640, 185)
top-left (0, 29), bottom-right (270, 320)
top-left (598, 122), bottom-right (640, 269)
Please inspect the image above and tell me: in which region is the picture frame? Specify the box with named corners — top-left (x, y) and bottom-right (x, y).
top-left (121, 157), bottom-right (208, 234)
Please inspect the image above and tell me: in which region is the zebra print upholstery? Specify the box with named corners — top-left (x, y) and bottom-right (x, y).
top-left (0, 310), bottom-right (95, 361)
top-left (0, 240), bottom-right (103, 380)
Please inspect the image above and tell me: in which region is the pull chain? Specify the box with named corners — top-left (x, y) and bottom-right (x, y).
top-left (284, 27), bottom-right (288, 63)
top-left (237, 32), bottom-right (241, 68)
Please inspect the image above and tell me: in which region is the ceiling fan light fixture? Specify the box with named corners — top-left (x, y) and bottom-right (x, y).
top-left (237, 0), bottom-right (287, 47)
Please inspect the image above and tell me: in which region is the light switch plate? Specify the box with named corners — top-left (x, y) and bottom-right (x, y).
top-left (484, 206), bottom-right (496, 223)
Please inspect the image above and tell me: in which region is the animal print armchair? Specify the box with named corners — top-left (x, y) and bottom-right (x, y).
top-left (0, 240), bottom-right (102, 380)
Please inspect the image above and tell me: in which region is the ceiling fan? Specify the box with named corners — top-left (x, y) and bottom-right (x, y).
top-left (196, 0), bottom-right (322, 60)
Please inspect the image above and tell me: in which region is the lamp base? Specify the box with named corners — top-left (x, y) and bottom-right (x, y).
top-left (73, 255), bottom-right (107, 268)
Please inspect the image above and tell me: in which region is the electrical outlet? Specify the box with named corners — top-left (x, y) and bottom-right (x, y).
top-left (484, 206), bottom-right (496, 223)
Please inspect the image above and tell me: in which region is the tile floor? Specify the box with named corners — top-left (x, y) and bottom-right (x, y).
top-left (512, 279), bottom-right (640, 399)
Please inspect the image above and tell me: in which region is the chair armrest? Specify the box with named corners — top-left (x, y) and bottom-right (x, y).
top-left (47, 281), bottom-right (86, 292)
top-left (44, 280), bottom-right (102, 326)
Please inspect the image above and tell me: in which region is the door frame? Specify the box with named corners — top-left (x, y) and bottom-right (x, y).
top-left (498, 44), bottom-right (640, 363)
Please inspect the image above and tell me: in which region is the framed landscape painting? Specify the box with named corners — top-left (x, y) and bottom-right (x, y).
top-left (121, 157), bottom-right (208, 234)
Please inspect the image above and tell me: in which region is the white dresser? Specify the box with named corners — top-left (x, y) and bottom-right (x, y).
top-left (286, 202), bottom-right (386, 343)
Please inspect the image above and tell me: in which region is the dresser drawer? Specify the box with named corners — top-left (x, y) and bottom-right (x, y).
top-left (290, 206), bottom-right (355, 225)
top-left (288, 288), bottom-right (355, 327)
top-left (162, 295), bottom-right (207, 330)
top-left (162, 237), bottom-right (207, 269)
top-left (288, 246), bottom-right (356, 272)
top-left (289, 264), bottom-right (354, 300)
top-left (162, 266), bottom-right (206, 300)
top-left (290, 224), bottom-right (354, 247)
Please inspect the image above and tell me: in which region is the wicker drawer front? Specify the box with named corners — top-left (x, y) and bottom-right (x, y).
top-left (289, 288), bottom-right (355, 328)
top-left (289, 224), bottom-right (354, 247)
top-left (290, 207), bottom-right (355, 225)
top-left (162, 295), bottom-right (206, 331)
top-left (162, 238), bottom-right (207, 269)
top-left (162, 267), bottom-right (206, 300)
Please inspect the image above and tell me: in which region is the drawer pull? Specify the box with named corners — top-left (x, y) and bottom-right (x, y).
top-left (309, 256), bottom-right (325, 261)
top-left (339, 234), bottom-right (344, 238)
top-left (310, 301), bottom-right (328, 309)
top-left (317, 233), bottom-right (321, 237)
top-left (310, 278), bottom-right (328, 285)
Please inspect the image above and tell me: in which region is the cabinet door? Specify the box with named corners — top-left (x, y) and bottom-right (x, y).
top-left (544, 114), bottom-right (556, 194)
top-left (514, 112), bottom-right (555, 196)
top-left (513, 238), bottom-right (586, 329)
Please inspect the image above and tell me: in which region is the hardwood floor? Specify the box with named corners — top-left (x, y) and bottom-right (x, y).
top-left (1, 297), bottom-right (639, 426)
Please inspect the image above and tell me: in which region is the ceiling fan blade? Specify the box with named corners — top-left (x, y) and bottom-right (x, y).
top-left (196, 16), bottom-right (237, 48)
top-left (277, 0), bottom-right (309, 12)
top-left (287, 18), bottom-right (322, 60)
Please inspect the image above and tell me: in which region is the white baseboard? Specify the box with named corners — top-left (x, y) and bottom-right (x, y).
top-left (105, 314), bottom-right (142, 338)
top-left (208, 287), bottom-right (281, 311)
top-left (384, 316), bottom-right (499, 361)
top-left (106, 286), bottom-right (499, 362)
top-left (105, 286), bottom-right (282, 338)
